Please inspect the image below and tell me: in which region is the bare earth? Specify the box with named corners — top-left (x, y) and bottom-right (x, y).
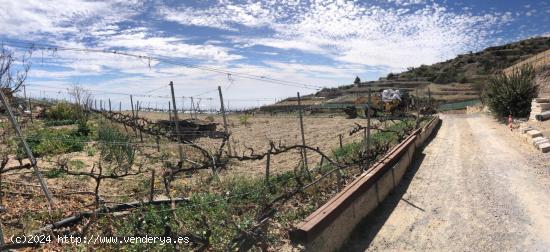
top-left (344, 113), bottom-right (550, 251)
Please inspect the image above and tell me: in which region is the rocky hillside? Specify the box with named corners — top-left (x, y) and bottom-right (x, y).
top-left (261, 37), bottom-right (550, 112)
top-left (299, 37), bottom-right (550, 105)
top-left (389, 36), bottom-right (550, 84)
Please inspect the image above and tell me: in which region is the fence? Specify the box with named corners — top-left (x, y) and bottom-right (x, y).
top-left (0, 85), bottom-right (433, 250)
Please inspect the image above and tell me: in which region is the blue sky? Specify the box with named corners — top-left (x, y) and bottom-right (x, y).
top-left (0, 0), bottom-right (549, 109)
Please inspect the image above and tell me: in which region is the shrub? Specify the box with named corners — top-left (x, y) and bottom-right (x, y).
top-left (44, 168), bottom-right (65, 178)
top-left (238, 115), bottom-right (251, 126)
top-left (45, 102), bottom-right (79, 121)
top-left (21, 128), bottom-right (86, 157)
top-left (76, 120), bottom-right (90, 136)
top-left (97, 123), bottom-right (135, 171)
top-left (484, 65), bottom-right (537, 117)
top-left (85, 146), bottom-right (96, 157)
top-left (43, 119), bottom-right (77, 127)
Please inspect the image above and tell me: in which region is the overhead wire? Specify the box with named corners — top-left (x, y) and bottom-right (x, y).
top-left (2, 39), bottom-right (325, 90)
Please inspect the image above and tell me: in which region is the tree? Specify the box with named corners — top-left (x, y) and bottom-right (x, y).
top-left (354, 76), bottom-right (361, 86)
top-left (484, 65), bottom-right (538, 117)
top-left (0, 45), bottom-right (32, 96)
top-left (68, 83), bottom-right (93, 119)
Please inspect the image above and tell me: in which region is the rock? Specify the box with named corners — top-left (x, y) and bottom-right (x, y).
top-left (526, 130), bottom-right (543, 138)
top-left (539, 143), bottom-right (550, 153)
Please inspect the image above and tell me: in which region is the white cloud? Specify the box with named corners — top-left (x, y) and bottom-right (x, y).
top-left (162, 1), bottom-right (510, 70)
top-left (0, 0), bottom-right (140, 39)
top-left (96, 30), bottom-right (243, 62)
top-left (159, 2), bottom-right (278, 31)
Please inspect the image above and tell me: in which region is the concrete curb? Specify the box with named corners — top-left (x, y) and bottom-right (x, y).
top-left (289, 116), bottom-right (442, 251)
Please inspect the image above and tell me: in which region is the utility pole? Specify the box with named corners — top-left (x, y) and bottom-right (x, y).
top-left (169, 81), bottom-right (184, 162)
top-left (218, 86), bottom-right (231, 154)
top-left (0, 89), bottom-right (54, 209)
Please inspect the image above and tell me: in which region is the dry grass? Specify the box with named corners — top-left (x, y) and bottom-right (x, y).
top-left (136, 112), bottom-right (375, 176)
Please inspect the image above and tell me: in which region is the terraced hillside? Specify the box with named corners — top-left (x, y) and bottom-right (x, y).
top-left (266, 37), bottom-right (549, 109)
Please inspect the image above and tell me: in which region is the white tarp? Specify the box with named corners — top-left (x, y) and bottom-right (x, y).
top-left (381, 89), bottom-right (401, 102)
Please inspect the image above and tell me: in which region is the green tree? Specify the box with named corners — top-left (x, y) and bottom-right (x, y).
top-left (484, 65), bottom-right (538, 117)
top-left (354, 76), bottom-right (361, 85)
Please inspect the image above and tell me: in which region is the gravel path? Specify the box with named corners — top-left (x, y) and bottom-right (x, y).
top-left (344, 113), bottom-right (550, 251)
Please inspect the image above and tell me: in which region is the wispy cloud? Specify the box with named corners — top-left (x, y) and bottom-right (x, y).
top-left (0, 0), bottom-right (545, 105)
top-left (162, 1), bottom-right (511, 69)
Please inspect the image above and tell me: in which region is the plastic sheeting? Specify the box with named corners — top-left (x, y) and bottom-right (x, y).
top-left (381, 89), bottom-right (401, 102)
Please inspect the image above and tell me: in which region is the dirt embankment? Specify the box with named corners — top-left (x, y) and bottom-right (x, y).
top-left (535, 65), bottom-right (550, 97)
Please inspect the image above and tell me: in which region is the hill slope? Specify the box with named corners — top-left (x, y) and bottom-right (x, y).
top-left (268, 36), bottom-right (550, 108)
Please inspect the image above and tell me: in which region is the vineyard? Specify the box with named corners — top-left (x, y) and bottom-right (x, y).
top-left (0, 81), bottom-right (434, 251)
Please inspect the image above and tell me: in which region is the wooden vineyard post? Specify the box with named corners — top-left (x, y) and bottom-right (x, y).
top-left (0, 89), bottom-right (55, 209)
top-left (28, 97), bottom-right (33, 124)
top-left (23, 84), bottom-right (32, 123)
top-left (428, 87), bottom-right (431, 107)
top-left (169, 81), bottom-right (184, 162)
top-left (168, 101), bottom-right (172, 121)
top-left (416, 88), bottom-right (420, 128)
top-left (155, 136), bottom-right (160, 152)
top-left (0, 219), bottom-right (4, 247)
top-left (297, 92), bottom-right (311, 179)
top-left (135, 101), bottom-right (139, 117)
top-left (108, 99), bottom-right (112, 112)
top-left (130, 95), bottom-right (138, 137)
top-left (339, 134), bottom-right (343, 148)
top-left (218, 86), bottom-right (231, 154)
top-left (136, 101), bottom-right (144, 143)
top-left (100, 100), bottom-right (103, 111)
top-left (366, 88), bottom-right (372, 170)
top-left (190, 96), bottom-right (195, 119)
top-left (265, 149), bottom-right (271, 187)
top-left (119, 101), bottom-right (122, 112)
top-left (149, 170), bottom-right (155, 202)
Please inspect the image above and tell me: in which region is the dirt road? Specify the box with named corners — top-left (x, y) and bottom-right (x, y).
top-left (344, 113), bottom-right (550, 251)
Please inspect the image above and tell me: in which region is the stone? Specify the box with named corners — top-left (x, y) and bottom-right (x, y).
top-left (539, 143), bottom-right (550, 153)
top-left (534, 98), bottom-right (550, 103)
top-left (532, 137), bottom-right (549, 147)
top-left (538, 103), bottom-right (550, 110)
top-left (526, 130), bottom-right (543, 138)
top-left (520, 126), bottom-right (533, 134)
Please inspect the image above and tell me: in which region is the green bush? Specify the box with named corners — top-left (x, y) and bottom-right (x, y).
top-left (21, 128), bottom-right (86, 157)
top-left (76, 120), bottom-right (90, 136)
top-left (45, 103), bottom-right (79, 121)
top-left (484, 65), bottom-right (537, 117)
top-left (238, 115), bottom-right (251, 126)
top-left (44, 168), bottom-right (65, 178)
top-left (43, 119), bottom-right (77, 127)
top-left (97, 123), bottom-right (135, 170)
